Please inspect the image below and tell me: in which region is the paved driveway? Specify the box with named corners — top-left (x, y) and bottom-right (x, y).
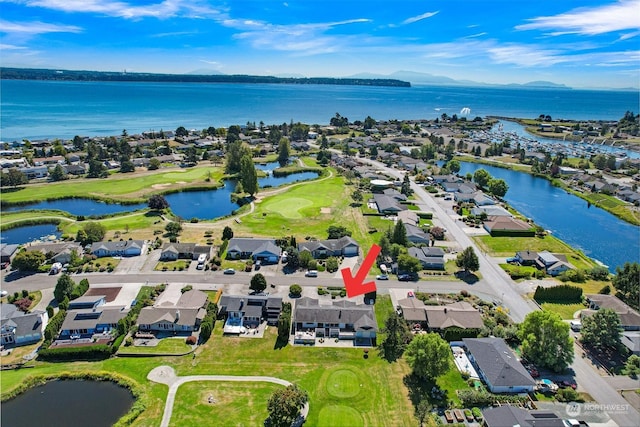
top-left (154, 283), bottom-right (184, 306)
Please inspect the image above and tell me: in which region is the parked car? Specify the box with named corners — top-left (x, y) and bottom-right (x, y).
top-left (223, 268), bottom-right (236, 275)
top-left (398, 274), bottom-right (415, 282)
top-left (570, 320), bottom-right (582, 332)
top-left (376, 274), bottom-right (389, 280)
top-left (559, 380), bottom-right (577, 390)
top-left (506, 257), bottom-right (519, 264)
top-left (407, 291), bottom-right (415, 298)
top-left (305, 270), bottom-right (318, 277)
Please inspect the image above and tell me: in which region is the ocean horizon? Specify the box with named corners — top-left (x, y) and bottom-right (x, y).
top-left (1, 79), bottom-right (638, 141)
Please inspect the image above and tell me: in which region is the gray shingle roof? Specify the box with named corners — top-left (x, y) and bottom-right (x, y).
top-left (463, 337), bottom-right (535, 388)
top-left (294, 298), bottom-right (377, 332)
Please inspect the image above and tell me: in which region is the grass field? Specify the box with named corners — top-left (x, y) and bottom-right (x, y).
top-left (1, 165), bottom-right (226, 204)
top-left (541, 302), bottom-right (585, 320)
top-left (118, 338), bottom-right (193, 355)
top-left (1, 295), bottom-right (416, 427)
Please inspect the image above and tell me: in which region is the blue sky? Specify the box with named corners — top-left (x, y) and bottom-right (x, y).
top-left (1, 0), bottom-right (639, 88)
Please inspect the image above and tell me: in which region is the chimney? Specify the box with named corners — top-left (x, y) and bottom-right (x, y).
top-left (444, 308), bottom-right (447, 314)
top-left (175, 310), bottom-right (180, 321)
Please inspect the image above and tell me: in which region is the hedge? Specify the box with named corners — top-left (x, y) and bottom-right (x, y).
top-left (488, 229), bottom-right (536, 237)
top-left (43, 309), bottom-right (66, 344)
top-left (533, 284), bottom-right (583, 303)
top-left (38, 344), bottom-right (112, 361)
top-left (417, 212), bottom-right (433, 219)
top-left (441, 327), bottom-right (481, 342)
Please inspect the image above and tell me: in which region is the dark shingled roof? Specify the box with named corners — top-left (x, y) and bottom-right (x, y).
top-left (294, 297), bottom-right (377, 331)
top-left (463, 337), bottom-right (535, 389)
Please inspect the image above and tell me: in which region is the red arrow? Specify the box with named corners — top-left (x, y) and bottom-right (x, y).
top-left (341, 244), bottom-right (381, 298)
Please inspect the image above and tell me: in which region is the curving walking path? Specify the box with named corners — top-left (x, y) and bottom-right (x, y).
top-left (148, 365), bottom-right (309, 427)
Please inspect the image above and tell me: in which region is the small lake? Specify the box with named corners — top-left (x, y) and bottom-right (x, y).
top-left (3, 164), bottom-right (319, 221)
top-left (0, 224), bottom-right (62, 245)
top-left (455, 161), bottom-right (640, 271)
top-left (1, 380), bottom-right (135, 427)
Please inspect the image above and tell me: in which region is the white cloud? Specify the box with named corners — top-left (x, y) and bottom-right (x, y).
top-left (0, 43), bottom-right (26, 49)
top-left (488, 44), bottom-right (568, 67)
top-left (0, 19), bottom-right (82, 34)
top-left (402, 11), bottom-right (439, 25)
top-left (516, 0), bottom-right (640, 36)
top-left (5, 0), bottom-right (223, 20)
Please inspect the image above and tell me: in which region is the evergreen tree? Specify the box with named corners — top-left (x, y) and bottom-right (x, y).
top-left (277, 137), bottom-right (291, 167)
top-left (378, 311), bottom-right (412, 361)
top-left (50, 164), bottom-right (68, 181)
top-left (581, 308), bottom-right (622, 351)
top-left (456, 247), bottom-right (479, 272)
top-left (392, 221), bottom-right (408, 246)
top-left (240, 154), bottom-right (258, 196)
top-left (401, 174), bottom-right (412, 195)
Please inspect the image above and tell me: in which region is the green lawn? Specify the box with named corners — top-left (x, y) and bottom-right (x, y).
top-left (154, 260), bottom-right (190, 271)
top-left (1, 165), bottom-right (226, 204)
top-left (171, 381), bottom-right (280, 427)
top-left (118, 338), bottom-right (193, 355)
top-left (1, 298), bottom-right (415, 427)
top-left (541, 302), bottom-right (585, 320)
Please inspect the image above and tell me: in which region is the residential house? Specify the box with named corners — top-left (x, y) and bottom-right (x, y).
top-left (471, 205), bottom-right (511, 217)
top-left (1, 303), bottom-right (48, 347)
top-left (226, 238), bottom-right (281, 263)
top-left (441, 182), bottom-right (476, 194)
top-left (0, 243), bottom-right (19, 264)
top-left (218, 294), bottom-right (283, 333)
top-left (402, 223), bottom-right (430, 245)
top-left (622, 331), bottom-right (640, 355)
top-left (19, 166), bottom-right (48, 179)
top-left (136, 289), bottom-right (209, 333)
top-left (463, 337), bottom-right (536, 393)
top-left (60, 306), bottom-right (129, 339)
top-left (26, 242), bottom-right (83, 265)
top-left (63, 163), bottom-right (87, 176)
top-left (424, 302), bottom-right (483, 332)
top-left (584, 294), bottom-right (640, 331)
top-left (537, 251), bottom-right (575, 276)
top-left (483, 216), bottom-right (534, 236)
top-left (397, 210), bottom-right (420, 227)
top-left (298, 236), bottom-right (359, 258)
top-left (32, 155), bottom-right (65, 166)
top-left (397, 297), bottom-right (427, 326)
top-left (373, 194), bottom-right (406, 214)
top-left (90, 240), bottom-right (145, 258)
top-left (514, 250), bottom-right (539, 266)
top-left (408, 246), bottom-right (445, 269)
top-left (382, 188), bottom-right (408, 202)
top-left (482, 406), bottom-right (568, 427)
top-left (160, 242), bottom-right (213, 261)
top-left (293, 297), bottom-right (377, 346)
top-left (68, 295), bottom-right (106, 310)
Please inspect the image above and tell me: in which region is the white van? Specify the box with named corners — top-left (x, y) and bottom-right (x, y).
top-left (305, 270), bottom-right (318, 277)
top-left (197, 254), bottom-right (207, 264)
top-left (570, 320), bottom-right (582, 332)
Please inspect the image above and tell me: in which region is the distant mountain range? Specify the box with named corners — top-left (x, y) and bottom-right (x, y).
top-left (347, 70), bottom-right (572, 89)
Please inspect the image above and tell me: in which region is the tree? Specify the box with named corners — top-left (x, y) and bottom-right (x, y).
top-left (284, 246), bottom-right (300, 270)
top-left (11, 250), bottom-right (45, 272)
top-left (447, 159), bottom-right (460, 174)
top-left (290, 122), bottom-right (309, 141)
top-left (473, 169), bottom-right (491, 188)
top-left (391, 220), bottom-right (409, 246)
top-left (119, 158), bottom-right (135, 173)
top-left (325, 257), bottom-right (339, 273)
top-left (289, 284), bottom-right (302, 297)
top-left (87, 159), bottom-right (108, 178)
top-left (415, 399), bottom-right (432, 427)
top-left (50, 164), bottom-right (68, 181)
top-left (364, 115), bottom-right (376, 130)
top-left (240, 154), bottom-right (259, 196)
top-left (277, 137), bottom-right (291, 167)
top-left (298, 251), bottom-right (312, 269)
top-left (378, 310), bottom-right (412, 361)
top-left (488, 178), bottom-right (509, 198)
top-left (401, 174), bottom-right (412, 196)
top-left (165, 221), bottom-right (182, 236)
top-left (405, 333), bottom-right (451, 380)
top-left (148, 158), bottom-right (161, 170)
top-left (581, 308), bottom-right (621, 351)
top-left (267, 384), bottom-right (308, 427)
top-left (327, 225), bottom-right (351, 239)
top-left (2, 168), bottom-right (27, 187)
top-left (351, 189), bottom-right (363, 203)
top-left (76, 222), bottom-right (106, 245)
top-left (613, 262), bottom-right (640, 309)
top-left (250, 273), bottom-right (267, 293)
top-left (54, 274), bottom-right (75, 302)
top-left (148, 194), bottom-right (169, 210)
top-left (397, 254), bottom-right (422, 274)
top-left (175, 126), bottom-right (188, 137)
top-left (519, 310), bottom-right (573, 372)
top-left (222, 226), bottom-right (234, 241)
top-left (455, 247), bottom-right (479, 272)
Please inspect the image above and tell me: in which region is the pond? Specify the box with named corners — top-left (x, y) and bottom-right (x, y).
top-left (0, 224), bottom-right (62, 245)
top-left (3, 166), bottom-right (319, 220)
top-left (1, 380), bottom-right (135, 427)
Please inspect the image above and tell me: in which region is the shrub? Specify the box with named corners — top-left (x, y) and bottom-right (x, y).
top-left (38, 344), bottom-right (112, 361)
top-left (533, 284), bottom-right (582, 303)
top-left (125, 337), bottom-right (133, 347)
top-left (557, 388), bottom-right (582, 402)
top-left (181, 285), bottom-right (193, 293)
top-left (46, 305), bottom-right (54, 318)
top-left (21, 289), bottom-right (29, 298)
top-left (14, 297), bottom-right (32, 312)
top-left (186, 335), bottom-right (197, 345)
top-left (599, 285), bottom-right (611, 295)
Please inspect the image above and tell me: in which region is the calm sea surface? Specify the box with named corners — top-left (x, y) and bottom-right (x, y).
top-left (1, 79), bottom-right (637, 141)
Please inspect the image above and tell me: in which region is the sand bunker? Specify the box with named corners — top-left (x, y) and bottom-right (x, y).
top-left (151, 183), bottom-right (171, 189)
top-left (321, 207), bottom-right (332, 214)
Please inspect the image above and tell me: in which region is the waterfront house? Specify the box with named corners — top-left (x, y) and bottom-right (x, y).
top-left (226, 238), bottom-right (281, 263)
top-left (293, 297), bottom-right (377, 346)
top-left (514, 250), bottom-right (539, 266)
top-left (463, 337), bottom-right (536, 393)
top-left (136, 290), bottom-right (209, 333)
top-left (471, 205), bottom-right (511, 217)
top-left (1, 303), bottom-right (48, 347)
top-left (0, 243), bottom-right (19, 264)
top-left (408, 246), bottom-right (445, 269)
top-left (160, 242), bottom-right (213, 261)
top-left (584, 294), bottom-right (640, 331)
top-left (537, 251), bottom-right (575, 276)
top-left (297, 236), bottom-right (359, 258)
top-left (483, 216), bottom-right (534, 236)
top-left (26, 242), bottom-right (84, 265)
top-left (218, 294), bottom-right (283, 333)
top-left (90, 240), bottom-right (145, 258)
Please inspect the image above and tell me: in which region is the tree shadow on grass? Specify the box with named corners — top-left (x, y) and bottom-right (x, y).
top-left (454, 271), bottom-right (479, 284)
top-left (403, 373), bottom-right (453, 409)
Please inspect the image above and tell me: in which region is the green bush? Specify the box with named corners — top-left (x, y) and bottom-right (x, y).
top-left (533, 284), bottom-right (583, 303)
top-left (38, 344), bottom-right (112, 361)
top-left (289, 284), bottom-right (302, 297)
